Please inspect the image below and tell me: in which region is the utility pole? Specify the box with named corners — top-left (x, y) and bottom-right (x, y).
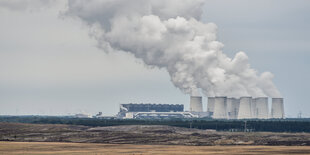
top-left (298, 111), bottom-right (302, 118)
top-left (244, 120), bottom-right (247, 132)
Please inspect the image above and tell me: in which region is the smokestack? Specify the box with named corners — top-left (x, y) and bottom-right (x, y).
top-left (226, 98), bottom-right (239, 119)
top-left (238, 97), bottom-right (252, 119)
top-left (190, 96), bottom-right (203, 112)
top-left (271, 98), bottom-right (284, 119)
top-left (213, 96), bottom-right (228, 119)
top-left (255, 97), bottom-right (269, 119)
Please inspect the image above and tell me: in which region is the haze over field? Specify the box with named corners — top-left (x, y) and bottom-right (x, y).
top-left (0, 0), bottom-right (309, 117)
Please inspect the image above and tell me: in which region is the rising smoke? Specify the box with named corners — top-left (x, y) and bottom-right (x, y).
top-left (64, 0), bottom-right (281, 98)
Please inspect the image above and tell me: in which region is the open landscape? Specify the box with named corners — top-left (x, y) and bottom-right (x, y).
top-left (1, 122), bottom-right (310, 146)
top-left (2, 141), bottom-right (310, 155)
top-left (2, 118), bottom-right (310, 154)
top-left (1, 0), bottom-right (310, 154)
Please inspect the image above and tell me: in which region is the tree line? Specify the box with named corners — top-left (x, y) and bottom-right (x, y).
top-left (1, 116), bottom-right (310, 132)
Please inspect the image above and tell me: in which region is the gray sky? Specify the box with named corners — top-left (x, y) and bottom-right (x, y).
top-left (0, 0), bottom-right (309, 117)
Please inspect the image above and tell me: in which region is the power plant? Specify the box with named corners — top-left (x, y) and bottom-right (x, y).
top-left (213, 97), bottom-right (228, 119)
top-left (271, 98), bottom-right (285, 119)
top-left (226, 98), bottom-right (240, 119)
top-left (207, 96), bottom-right (284, 119)
top-left (238, 97), bottom-right (253, 119)
top-left (190, 96), bottom-right (203, 112)
top-left (206, 97), bottom-right (215, 115)
top-left (117, 96), bottom-right (284, 119)
top-left (255, 97), bottom-right (269, 119)
top-left (117, 103), bottom-right (198, 119)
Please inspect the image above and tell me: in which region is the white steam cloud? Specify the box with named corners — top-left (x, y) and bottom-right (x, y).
top-left (0, 0), bottom-right (56, 11)
top-left (64, 0), bottom-right (281, 98)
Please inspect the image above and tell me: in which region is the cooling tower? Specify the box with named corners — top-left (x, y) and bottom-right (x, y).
top-left (207, 97), bottom-right (215, 113)
top-left (271, 98), bottom-right (284, 119)
top-left (238, 97), bottom-right (252, 119)
top-left (251, 98), bottom-right (257, 118)
top-left (213, 96), bottom-right (228, 119)
top-left (227, 98), bottom-right (239, 119)
top-left (226, 98), bottom-right (233, 119)
top-left (255, 97), bottom-right (269, 119)
top-left (190, 96), bottom-right (203, 112)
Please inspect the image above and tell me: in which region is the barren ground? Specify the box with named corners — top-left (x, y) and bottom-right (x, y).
top-left (1, 141), bottom-right (310, 155)
top-left (1, 122), bottom-right (310, 146)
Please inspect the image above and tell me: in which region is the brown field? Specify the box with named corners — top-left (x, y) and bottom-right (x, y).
top-left (1, 141), bottom-right (310, 155)
top-left (1, 123), bottom-right (310, 146)
top-left (2, 123), bottom-right (310, 154)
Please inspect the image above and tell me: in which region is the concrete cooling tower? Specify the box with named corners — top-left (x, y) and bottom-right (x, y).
top-left (227, 98), bottom-right (239, 119)
top-left (255, 97), bottom-right (269, 119)
top-left (207, 97), bottom-right (215, 114)
top-left (190, 96), bottom-right (203, 112)
top-left (213, 96), bottom-right (228, 119)
top-left (238, 97), bottom-right (252, 119)
top-left (251, 98), bottom-right (257, 118)
top-left (226, 98), bottom-right (233, 119)
top-left (271, 98), bottom-right (284, 119)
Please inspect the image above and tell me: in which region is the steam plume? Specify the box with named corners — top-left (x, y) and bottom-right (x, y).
top-left (64, 0), bottom-right (281, 98)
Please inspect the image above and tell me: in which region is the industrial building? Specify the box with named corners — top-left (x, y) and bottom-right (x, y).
top-left (238, 97), bottom-right (253, 119)
top-left (124, 111), bottom-right (198, 119)
top-left (226, 98), bottom-right (240, 119)
top-left (207, 96), bottom-right (285, 119)
top-left (255, 97), bottom-right (269, 119)
top-left (190, 96), bottom-right (203, 112)
top-left (271, 98), bottom-right (285, 119)
top-left (118, 103), bottom-right (186, 119)
top-left (206, 97), bottom-right (215, 115)
top-left (119, 103), bottom-right (183, 113)
top-left (117, 96), bottom-right (284, 119)
top-left (213, 96), bottom-right (228, 119)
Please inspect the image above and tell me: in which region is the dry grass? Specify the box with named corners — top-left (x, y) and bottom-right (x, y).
top-left (2, 123), bottom-right (310, 146)
top-left (1, 141), bottom-right (310, 155)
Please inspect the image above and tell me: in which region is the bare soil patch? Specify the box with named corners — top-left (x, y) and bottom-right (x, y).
top-left (1, 141), bottom-right (310, 155)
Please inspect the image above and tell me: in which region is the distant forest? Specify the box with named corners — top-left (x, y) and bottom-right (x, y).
top-left (1, 116), bottom-right (310, 132)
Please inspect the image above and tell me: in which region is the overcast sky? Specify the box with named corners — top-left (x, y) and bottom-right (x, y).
top-left (0, 0), bottom-right (309, 117)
